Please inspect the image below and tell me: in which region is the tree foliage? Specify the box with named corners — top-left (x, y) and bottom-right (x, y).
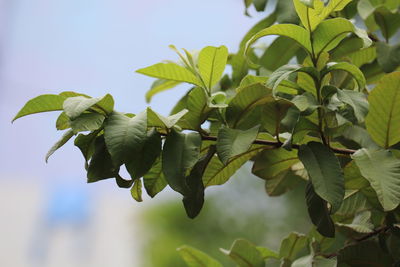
top-left (13, 0), bottom-right (400, 265)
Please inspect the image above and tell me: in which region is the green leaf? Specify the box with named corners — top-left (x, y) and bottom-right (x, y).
top-left (313, 18), bottom-right (372, 57)
top-left (305, 182), bottom-right (336, 237)
top-left (239, 13), bottom-right (277, 51)
top-left (252, 148), bottom-right (299, 179)
top-left (338, 240), bottom-right (394, 266)
top-left (162, 129), bottom-right (201, 194)
top-left (261, 98), bottom-right (293, 135)
top-left (179, 87), bottom-right (212, 130)
top-left (291, 92), bottom-right (319, 112)
top-left (13, 94), bottom-right (66, 122)
top-left (177, 245), bottom-right (222, 267)
top-left (259, 37), bottom-right (300, 72)
top-left (267, 64), bottom-right (318, 96)
top-left (226, 83), bottom-right (273, 129)
top-left (298, 142), bottom-right (345, 213)
top-left (125, 128), bottom-right (162, 180)
top-left (253, 0), bottom-right (268, 11)
top-left (264, 170), bottom-right (304, 196)
top-left (217, 125), bottom-right (259, 164)
top-left (74, 131), bottom-right (99, 165)
top-left (87, 135), bottom-right (119, 182)
top-left (136, 62), bottom-right (202, 86)
top-left (198, 46), bottom-right (229, 89)
top-left (145, 79), bottom-right (181, 103)
top-left (104, 111), bottom-right (148, 166)
top-left (323, 62), bottom-right (367, 90)
top-left (294, 0), bottom-right (353, 31)
top-left (56, 112), bottom-right (70, 130)
top-left (352, 148), bottom-right (400, 211)
top-left (45, 129), bottom-right (74, 162)
top-left (376, 42), bottom-right (400, 73)
top-left (70, 113), bottom-right (105, 133)
top-left (63, 94), bottom-right (113, 119)
top-left (336, 89), bottom-right (369, 123)
top-left (365, 72), bottom-right (400, 148)
top-left (279, 232), bottom-right (308, 262)
top-left (336, 210), bottom-right (374, 233)
top-left (203, 146), bottom-right (265, 187)
top-left (143, 157), bottom-right (167, 198)
top-left (183, 145), bottom-right (216, 218)
top-left (300, 0), bottom-right (314, 8)
top-left (245, 24), bottom-right (312, 67)
top-left (130, 178), bottom-right (143, 202)
top-left (147, 107), bottom-right (188, 130)
top-left (374, 6), bottom-right (400, 41)
top-left (256, 247), bottom-right (279, 260)
top-left (221, 239), bottom-right (265, 267)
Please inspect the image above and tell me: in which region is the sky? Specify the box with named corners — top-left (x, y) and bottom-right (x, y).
top-left (0, 0), bottom-right (266, 187)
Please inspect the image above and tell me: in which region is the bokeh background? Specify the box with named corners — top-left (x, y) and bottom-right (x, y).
top-left (0, 1), bottom-right (310, 266)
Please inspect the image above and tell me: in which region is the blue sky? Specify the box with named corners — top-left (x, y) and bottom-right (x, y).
top-left (0, 0), bottom-right (266, 188)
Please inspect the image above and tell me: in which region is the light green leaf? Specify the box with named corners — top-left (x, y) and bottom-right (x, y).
top-left (336, 89), bottom-right (369, 123)
top-left (143, 157), bottom-right (167, 198)
top-left (136, 62), bottom-right (202, 86)
top-left (56, 112), bottom-right (70, 130)
top-left (279, 232), bottom-right (308, 261)
top-left (245, 24), bottom-right (312, 67)
top-left (291, 92), bottom-right (319, 112)
top-left (104, 111), bottom-right (147, 166)
top-left (298, 142), bottom-right (345, 213)
top-left (203, 146), bottom-right (265, 187)
top-left (177, 245), bottom-right (222, 267)
top-left (162, 129), bottom-right (201, 194)
top-left (179, 87), bottom-right (212, 130)
top-left (217, 125), bottom-right (260, 164)
top-left (198, 46), bottom-right (229, 89)
top-left (239, 13), bottom-right (277, 51)
top-left (256, 247), bottom-right (279, 260)
top-left (63, 95), bottom-right (113, 120)
top-left (365, 72), bottom-right (400, 148)
top-left (313, 18), bottom-right (372, 57)
top-left (145, 79), bottom-right (181, 103)
top-left (45, 129), bottom-right (74, 162)
top-left (147, 107), bottom-right (188, 130)
top-left (352, 148), bottom-right (400, 211)
top-left (323, 62), bottom-right (367, 90)
top-left (13, 94), bottom-right (66, 122)
top-left (252, 148), bottom-right (299, 179)
top-left (70, 113), bottom-right (105, 133)
top-left (337, 210), bottom-right (374, 233)
top-left (221, 239), bottom-right (265, 267)
top-left (130, 178), bottom-right (143, 202)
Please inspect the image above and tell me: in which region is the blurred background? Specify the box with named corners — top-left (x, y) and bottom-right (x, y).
top-left (0, 0), bottom-right (310, 266)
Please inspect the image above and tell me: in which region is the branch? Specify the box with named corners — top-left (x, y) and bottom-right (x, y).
top-left (354, 226), bottom-right (390, 242)
top-left (200, 135), bottom-right (356, 155)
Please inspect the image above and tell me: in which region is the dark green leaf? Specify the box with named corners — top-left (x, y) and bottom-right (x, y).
top-left (337, 240), bottom-right (393, 266)
top-left (87, 136), bottom-right (119, 182)
top-left (298, 142), bottom-right (345, 213)
top-left (143, 157), bottom-right (167, 198)
top-left (252, 148), bottom-right (299, 179)
top-left (376, 42), bottom-right (400, 73)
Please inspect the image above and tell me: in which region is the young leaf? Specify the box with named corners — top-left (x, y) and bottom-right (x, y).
top-left (203, 146), bottom-right (265, 187)
top-left (45, 129), bottom-right (74, 162)
top-left (13, 94), bottom-right (66, 122)
top-left (136, 62), bottom-right (202, 86)
top-left (130, 178), bottom-right (143, 202)
top-left (198, 46), bottom-right (229, 89)
top-left (145, 79), bottom-right (181, 103)
top-left (245, 24), bottom-right (312, 67)
top-left (177, 245), bottom-right (222, 267)
top-left (352, 148), bottom-right (400, 211)
top-left (87, 136), bottom-right (119, 182)
top-left (365, 72), bottom-right (400, 148)
top-left (313, 18), bottom-right (372, 57)
top-left (305, 182), bottom-right (336, 237)
top-left (143, 157), bottom-right (167, 198)
top-left (104, 111), bottom-right (148, 166)
top-left (298, 142), bottom-right (345, 213)
top-left (217, 125), bottom-right (259, 164)
top-left (162, 129), bottom-right (201, 194)
top-left (221, 239), bottom-right (265, 267)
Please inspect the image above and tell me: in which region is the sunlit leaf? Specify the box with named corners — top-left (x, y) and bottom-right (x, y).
top-left (198, 46), bottom-right (229, 89)
top-left (178, 245), bottom-right (222, 267)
